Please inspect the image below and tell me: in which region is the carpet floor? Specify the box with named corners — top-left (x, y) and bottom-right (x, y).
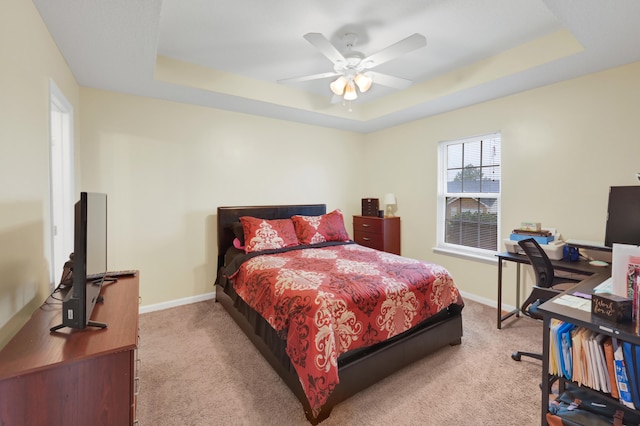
top-left (137, 298), bottom-right (544, 425)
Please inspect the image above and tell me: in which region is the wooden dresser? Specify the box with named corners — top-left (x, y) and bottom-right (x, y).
top-left (353, 215), bottom-right (401, 255)
top-left (0, 274), bottom-right (140, 426)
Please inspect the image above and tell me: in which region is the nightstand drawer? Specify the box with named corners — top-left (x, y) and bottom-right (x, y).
top-left (354, 230), bottom-right (384, 250)
top-left (353, 216), bottom-right (384, 234)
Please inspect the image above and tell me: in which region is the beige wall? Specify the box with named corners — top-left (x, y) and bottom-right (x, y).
top-left (80, 62), bottom-right (640, 313)
top-left (79, 89), bottom-right (365, 307)
top-left (0, 0), bottom-right (80, 347)
top-left (364, 62), bottom-right (640, 306)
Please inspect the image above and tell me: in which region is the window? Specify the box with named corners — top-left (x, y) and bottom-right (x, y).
top-left (437, 133), bottom-right (501, 258)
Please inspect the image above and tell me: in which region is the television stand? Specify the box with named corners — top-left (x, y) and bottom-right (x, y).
top-left (0, 273), bottom-right (139, 425)
top-left (49, 319), bottom-right (108, 332)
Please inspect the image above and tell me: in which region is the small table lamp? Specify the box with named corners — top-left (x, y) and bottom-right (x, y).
top-left (383, 193), bottom-right (397, 217)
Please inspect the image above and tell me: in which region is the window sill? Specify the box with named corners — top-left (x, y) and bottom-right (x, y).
top-left (432, 246), bottom-right (498, 265)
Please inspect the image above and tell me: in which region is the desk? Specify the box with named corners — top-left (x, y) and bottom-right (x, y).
top-left (495, 251), bottom-right (610, 329)
top-left (537, 270), bottom-right (639, 425)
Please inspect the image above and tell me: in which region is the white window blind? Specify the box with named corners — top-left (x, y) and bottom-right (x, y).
top-left (437, 133), bottom-right (501, 255)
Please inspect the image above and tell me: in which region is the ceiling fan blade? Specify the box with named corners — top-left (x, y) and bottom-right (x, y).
top-left (303, 33), bottom-right (346, 65)
top-left (361, 33), bottom-right (426, 69)
top-left (369, 71), bottom-right (414, 90)
top-left (278, 71), bottom-right (341, 84)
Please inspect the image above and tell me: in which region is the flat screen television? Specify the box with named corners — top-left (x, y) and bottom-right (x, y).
top-left (51, 192), bottom-right (108, 332)
top-left (604, 185), bottom-right (640, 248)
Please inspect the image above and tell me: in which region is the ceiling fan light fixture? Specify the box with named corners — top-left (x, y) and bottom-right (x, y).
top-left (283, 32), bottom-right (426, 106)
top-left (330, 76), bottom-right (347, 95)
top-left (354, 73), bottom-right (372, 93)
top-left (344, 80), bottom-right (358, 100)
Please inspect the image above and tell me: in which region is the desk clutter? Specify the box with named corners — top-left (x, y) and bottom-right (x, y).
top-left (504, 222), bottom-right (564, 260)
top-left (586, 244), bottom-right (640, 325)
top-left (548, 320), bottom-right (640, 415)
top-left (361, 198), bottom-right (381, 217)
top-left (549, 383), bottom-right (640, 425)
top-left (610, 244), bottom-right (640, 309)
top-left (591, 292), bottom-right (632, 323)
top-left (510, 228), bottom-right (554, 244)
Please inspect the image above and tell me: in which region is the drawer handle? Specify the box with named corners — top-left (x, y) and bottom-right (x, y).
top-left (361, 224), bottom-right (370, 227)
top-left (362, 237), bottom-right (371, 241)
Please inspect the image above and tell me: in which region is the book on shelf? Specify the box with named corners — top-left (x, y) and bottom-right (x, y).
top-left (558, 322), bottom-right (575, 380)
top-left (550, 321), bottom-right (637, 409)
top-left (587, 331), bottom-right (602, 391)
top-left (629, 256), bottom-right (640, 321)
top-left (594, 333), bottom-right (611, 393)
top-left (611, 244), bottom-right (640, 299)
top-left (509, 233), bottom-right (555, 244)
top-left (613, 339), bottom-right (635, 409)
top-left (623, 341), bottom-right (640, 409)
top-left (604, 337), bottom-right (620, 399)
top-left (511, 229), bottom-right (553, 237)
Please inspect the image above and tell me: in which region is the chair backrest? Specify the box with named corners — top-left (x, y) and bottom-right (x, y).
top-left (517, 238), bottom-right (555, 288)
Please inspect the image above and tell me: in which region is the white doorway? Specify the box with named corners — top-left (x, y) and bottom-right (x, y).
top-left (49, 80), bottom-right (74, 289)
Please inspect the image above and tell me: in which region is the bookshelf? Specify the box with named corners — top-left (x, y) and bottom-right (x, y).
top-left (538, 272), bottom-right (640, 425)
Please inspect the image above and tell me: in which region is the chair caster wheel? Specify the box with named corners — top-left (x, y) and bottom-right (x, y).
top-left (512, 352), bottom-right (521, 361)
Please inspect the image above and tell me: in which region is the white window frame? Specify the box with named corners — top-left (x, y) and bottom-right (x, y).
top-left (49, 79), bottom-right (75, 289)
top-left (435, 133), bottom-right (501, 263)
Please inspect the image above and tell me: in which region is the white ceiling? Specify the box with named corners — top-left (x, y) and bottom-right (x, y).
top-left (32, 0), bottom-right (640, 133)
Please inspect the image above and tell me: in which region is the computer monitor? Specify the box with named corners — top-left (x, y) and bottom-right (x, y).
top-left (604, 185), bottom-right (640, 247)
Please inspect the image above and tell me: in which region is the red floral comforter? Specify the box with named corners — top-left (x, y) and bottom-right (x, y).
top-left (229, 243), bottom-right (463, 415)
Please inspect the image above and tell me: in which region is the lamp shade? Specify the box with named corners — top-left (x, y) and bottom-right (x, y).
top-left (383, 193), bottom-right (397, 206)
top-left (329, 76), bottom-right (347, 95)
top-left (354, 73), bottom-right (372, 93)
top-left (343, 80), bottom-right (358, 100)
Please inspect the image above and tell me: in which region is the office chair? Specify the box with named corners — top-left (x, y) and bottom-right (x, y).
top-left (511, 238), bottom-right (580, 362)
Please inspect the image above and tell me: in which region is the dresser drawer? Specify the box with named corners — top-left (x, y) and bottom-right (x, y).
top-left (353, 215), bottom-right (384, 234)
top-left (352, 215), bottom-right (401, 255)
top-left (354, 230), bottom-right (384, 250)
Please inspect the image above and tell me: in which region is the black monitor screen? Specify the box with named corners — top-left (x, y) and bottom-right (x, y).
top-left (85, 192), bottom-right (107, 277)
top-left (604, 185), bottom-right (640, 247)
top-left (52, 192), bottom-right (108, 332)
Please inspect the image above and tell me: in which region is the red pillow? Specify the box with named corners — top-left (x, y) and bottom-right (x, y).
top-left (240, 216), bottom-right (299, 253)
top-left (292, 209), bottom-right (350, 245)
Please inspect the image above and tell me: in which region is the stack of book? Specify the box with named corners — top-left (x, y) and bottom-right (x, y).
top-left (549, 319), bottom-right (638, 409)
top-left (509, 228), bottom-right (555, 244)
top-left (611, 244), bottom-right (640, 321)
top-left (629, 256), bottom-right (640, 321)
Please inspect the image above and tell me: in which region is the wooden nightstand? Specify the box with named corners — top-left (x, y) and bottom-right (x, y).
top-left (353, 215), bottom-right (401, 255)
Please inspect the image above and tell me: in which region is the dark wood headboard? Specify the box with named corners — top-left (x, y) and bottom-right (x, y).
top-left (216, 204), bottom-right (327, 271)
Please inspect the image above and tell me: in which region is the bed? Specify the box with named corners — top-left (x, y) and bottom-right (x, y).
top-left (214, 204), bottom-right (464, 424)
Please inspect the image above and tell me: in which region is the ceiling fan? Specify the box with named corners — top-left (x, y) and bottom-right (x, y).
top-left (278, 32), bottom-right (427, 101)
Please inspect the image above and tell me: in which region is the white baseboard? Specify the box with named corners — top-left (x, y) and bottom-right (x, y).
top-left (458, 289), bottom-right (516, 313)
top-left (139, 291), bottom-right (216, 314)
top-left (139, 288), bottom-right (511, 316)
